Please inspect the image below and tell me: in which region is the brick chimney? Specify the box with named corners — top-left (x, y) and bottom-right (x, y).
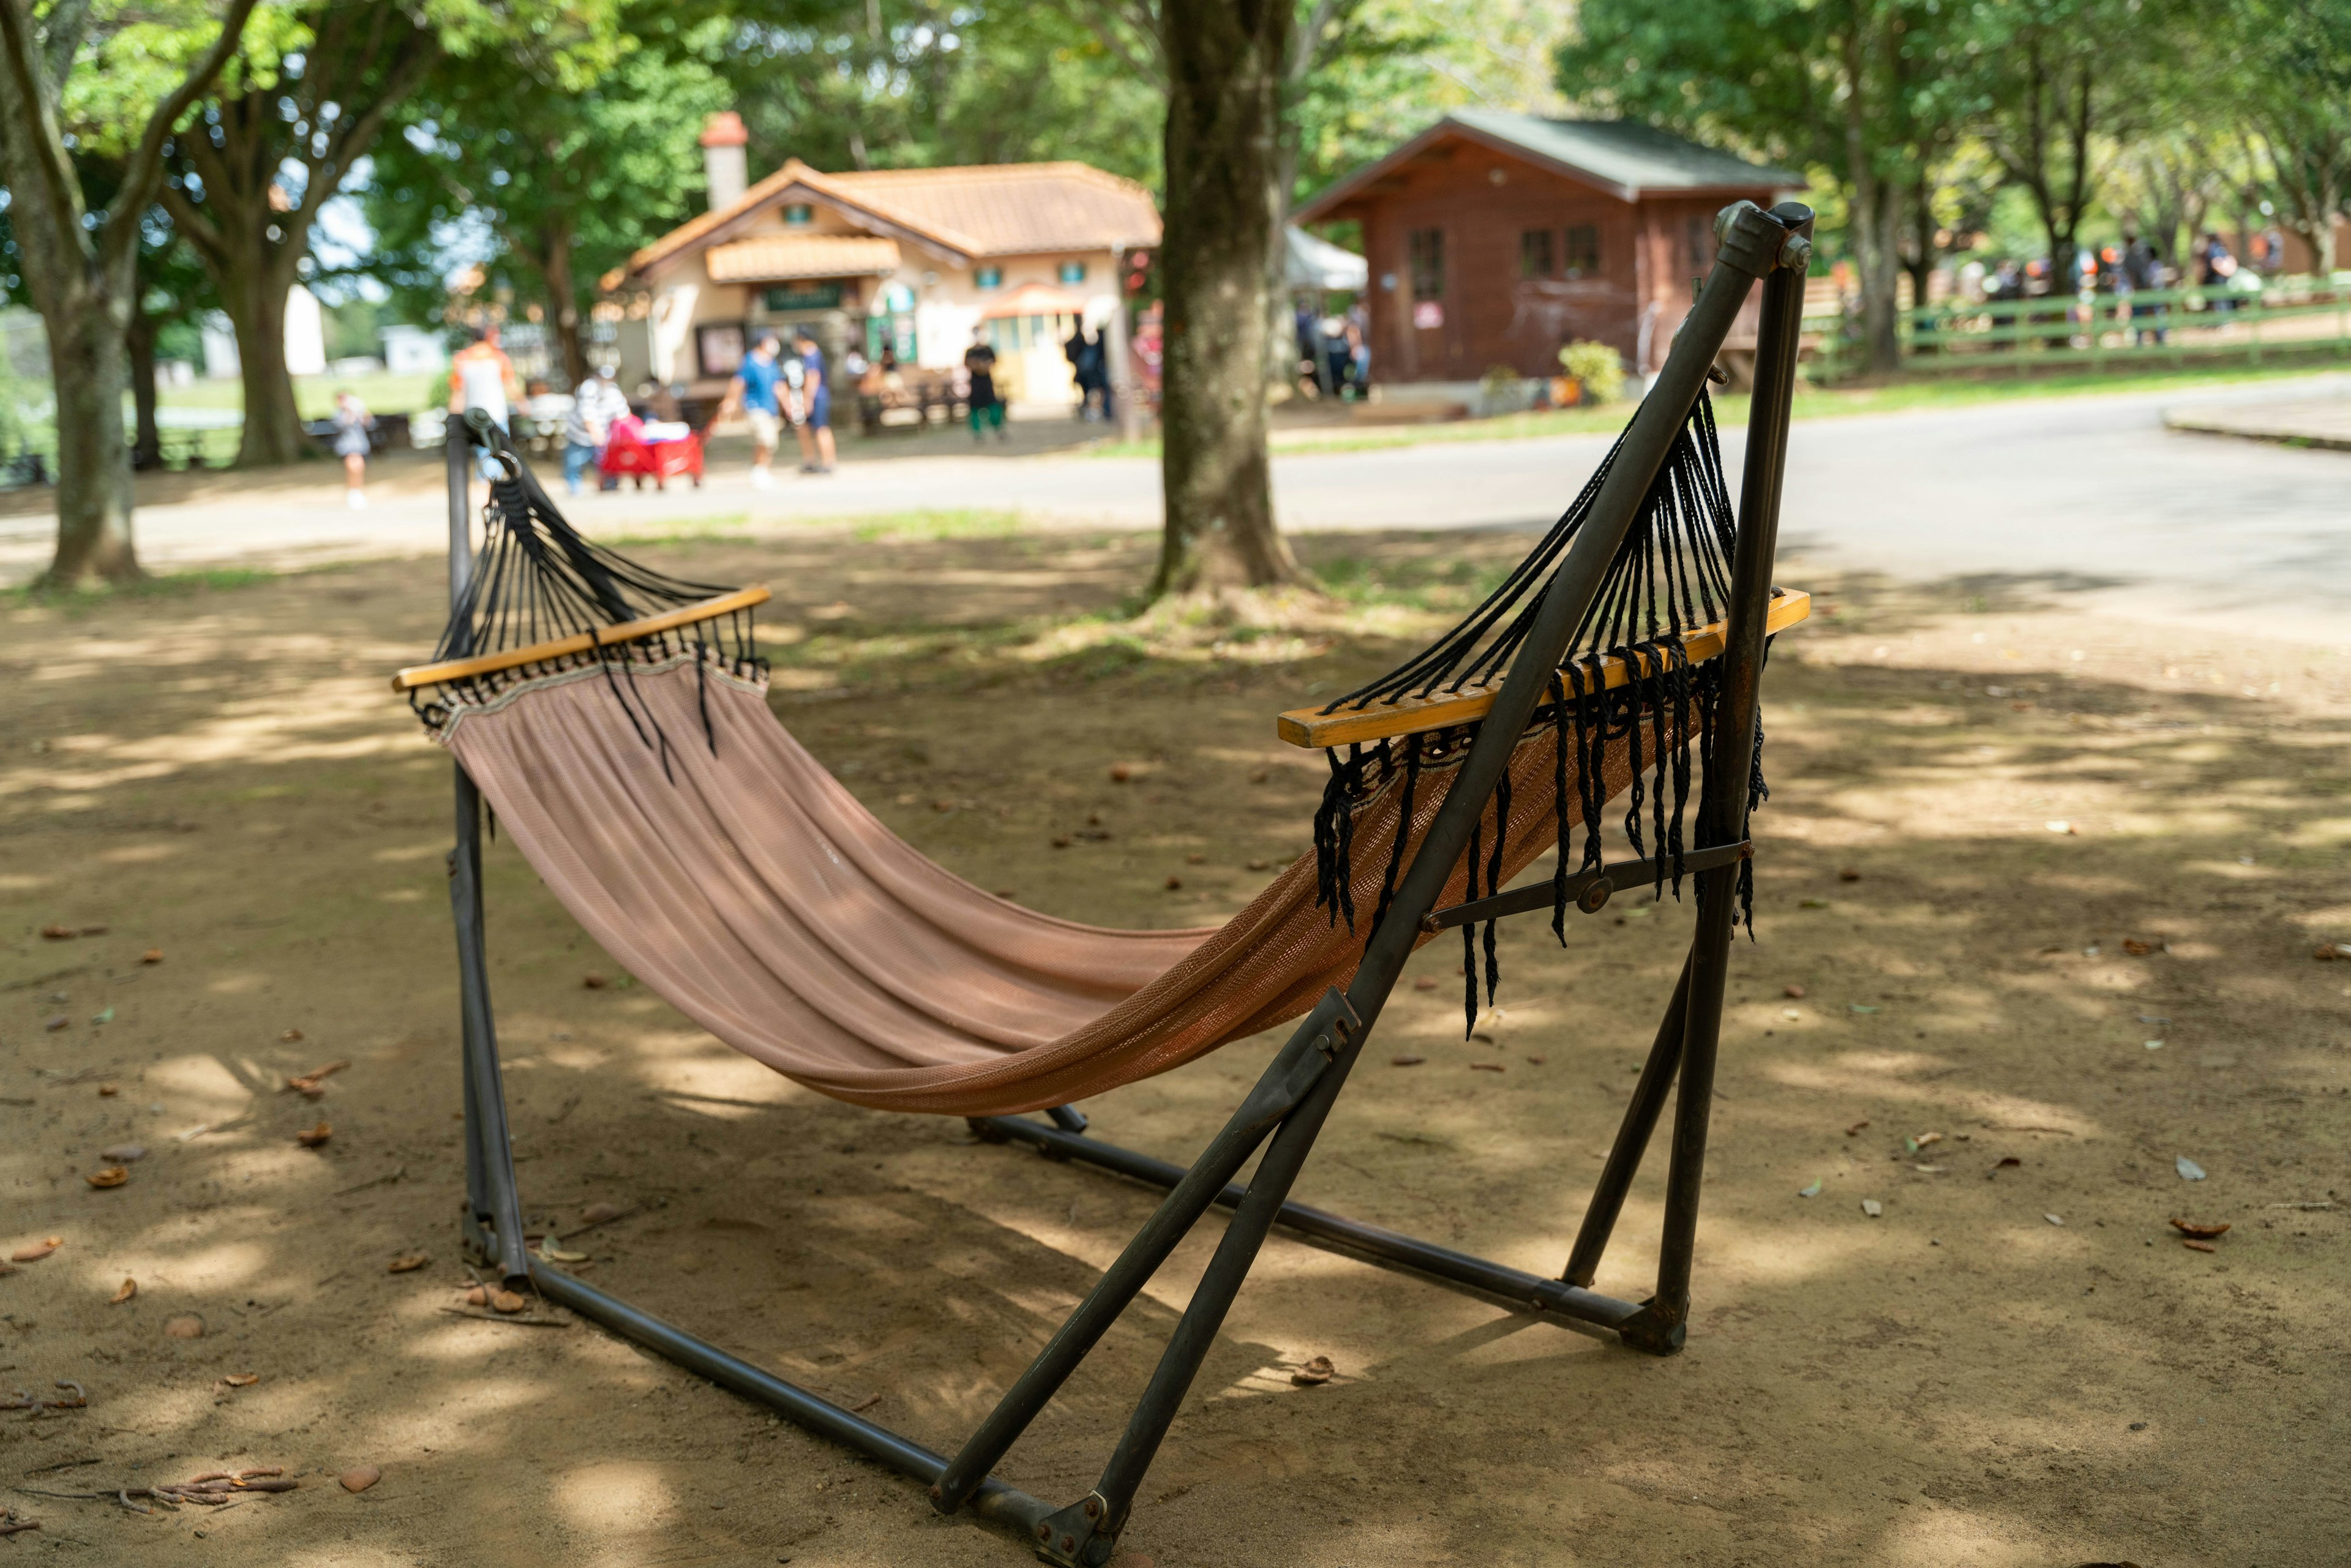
top-left (700, 112), bottom-right (749, 213)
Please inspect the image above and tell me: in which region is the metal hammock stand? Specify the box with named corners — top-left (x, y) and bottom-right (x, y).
top-left (430, 200), bottom-right (1815, 1564)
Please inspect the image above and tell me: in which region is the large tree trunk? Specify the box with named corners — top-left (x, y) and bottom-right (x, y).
top-left (1152, 0), bottom-right (1304, 599)
top-left (48, 301), bottom-right (140, 583)
top-left (222, 252), bottom-right (312, 466)
top-left (128, 299), bottom-right (163, 471)
top-left (539, 223), bottom-right (591, 386)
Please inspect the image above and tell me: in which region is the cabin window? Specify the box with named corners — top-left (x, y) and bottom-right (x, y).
top-left (1518, 229), bottom-right (1554, 279)
top-left (1057, 260), bottom-right (1087, 284)
top-left (1408, 227), bottom-right (1445, 300)
top-left (783, 203), bottom-right (814, 226)
top-left (975, 264), bottom-right (1004, 290)
top-left (1563, 223), bottom-right (1602, 280)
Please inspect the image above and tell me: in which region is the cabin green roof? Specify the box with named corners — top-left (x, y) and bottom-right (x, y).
top-left (1297, 111), bottom-right (1800, 218)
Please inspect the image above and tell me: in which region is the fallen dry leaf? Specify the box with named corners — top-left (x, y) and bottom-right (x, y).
top-left (1469, 1061), bottom-right (1505, 1073)
top-left (1913, 1131), bottom-right (1944, 1149)
top-left (285, 1060), bottom-right (350, 1097)
top-left (1837, 868), bottom-right (1861, 882)
top-left (1845, 1120), bottom-right (1870, 1137)
top-left (108, 1278), bottom-right (135, 1305)
top-left (39, 924), bottom-right (75, 940)
top-left (96, 1083), bottom-right (119, 1097)
top-left (1526, 1053), bottom-right (1547, 1064)
top-left (460, 1285), bottom-right (489, 1307)
top-left (10, 1237), bottom-right (62, 1263)
top-left (2121, 937), bottom-right (2153, 956)
top-left (1994, 1156), bottom-right (2023, 1169)
top-left (579, 1201), bottom-right (626, 1225)
top-left (295, 1122), bottom-right (332, 1148)
top-left (1784, 983), bottom-right (1806, 998)
top-left (42, 1016), bottom-right (67, 1032)
top-left (1861, 1199), bottom-right (1883, 1218)
top-left (489, 1289), bottom-right (527, 1315)
top-left (1390, 1054), bottom-right (1426, 1067)
top-left (1109, 763), bottom-right (1133, 782)
top-left (163, 1314), bottom-right (206, 1340)
top-left (339, 1466), bottom-right (381, 1494)
top-left (2169, 1218), bottom-right (2231, 1240)
top-left (1245, 858), bottom-right (1269, 871)
top-left (1164, 875), bottom-right (1183, 890)
top-left (99, 1143), bottom-right (146, 1163)
top-left (1290, 1355), bottom-right (1335, 1386)
top-left (279, 1028), bottom-right (304, 1042)
top-left (2181, 1239), bottom-right (2217, 1254)
top-left (582, 972), bottom-right (607, 989)
top-left (386, 1253), bottom-right (430, 1274)
top-left (2315, 942), bottom-right (2350, 961)
top-left (85, 1166), bottom-right (129, 1189)
top-left (221, 1373), bottom-right (260, 1387)
top-left (140, 949), bottom-right (163, 965)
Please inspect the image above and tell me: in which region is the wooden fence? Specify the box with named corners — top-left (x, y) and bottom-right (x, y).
top-left (1808, 277), bottom-right (2351, 380)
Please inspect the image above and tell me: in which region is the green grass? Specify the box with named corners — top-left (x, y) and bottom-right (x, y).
top-left (1079, 357), bottom-right (2351, 460)
top-left (156, 370), bottom-right (444, 420)
top-left (844, 509), bottom-right (1030, 542)
top-left (7, 564), bottom-right (290, 611)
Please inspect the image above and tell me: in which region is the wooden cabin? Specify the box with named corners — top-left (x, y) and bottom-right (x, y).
top-left (1295, 111), bottom-right (1798, 385)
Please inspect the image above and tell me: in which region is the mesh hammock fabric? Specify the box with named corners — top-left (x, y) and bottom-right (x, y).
top-left (405, 411), bottom-right (1762, 1116)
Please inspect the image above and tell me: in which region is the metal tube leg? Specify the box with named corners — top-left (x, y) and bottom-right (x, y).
top-left (1562, 950), bottom-right (1693, 1288)
top-left (932, 1006), bottom-right (1349, 1515)
top-left (1086, 1036), bottom-right (1364, 1548)
top-left (452, 765), bottom-right (531, 1286)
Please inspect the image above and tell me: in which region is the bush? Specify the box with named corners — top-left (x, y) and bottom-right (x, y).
top-left (1557, 340), bottom-right (1627, 405)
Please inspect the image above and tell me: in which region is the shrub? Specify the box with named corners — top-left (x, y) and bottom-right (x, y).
top-left (1557, 340), bottom-right (1627, 404)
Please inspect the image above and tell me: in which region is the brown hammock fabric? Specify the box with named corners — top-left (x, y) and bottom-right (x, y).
top-left (437, 651), bottom-right (1637, 1117)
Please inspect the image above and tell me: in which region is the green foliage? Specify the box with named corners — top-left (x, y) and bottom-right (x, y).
top-left (366, 17), bottom-right (729, 367)
top-left (1556, 340), bottom-right (1624, 403)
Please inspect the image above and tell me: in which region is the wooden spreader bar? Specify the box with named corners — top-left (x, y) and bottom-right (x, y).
top-left (390, 585), bottom-right (772, 692)
top-left (1277, 588), bottom-right (1809, 749)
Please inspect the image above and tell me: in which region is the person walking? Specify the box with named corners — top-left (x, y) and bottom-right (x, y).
top-left (792, 327), bottom-right (836, 473)
top-left (964, 330), bottom-right (1007, 441)
top-left (563, 363), bottom-right (629, 495)
top-left (449, 323), bottom-right (521, 485)
top-left (332, 389), bottom-right (375, 509)
top-left (713, 332), bottom-right (787, 488)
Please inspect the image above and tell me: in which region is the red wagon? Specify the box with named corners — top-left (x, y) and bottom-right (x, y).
top-left (599, 423), bottom-right (704, 490)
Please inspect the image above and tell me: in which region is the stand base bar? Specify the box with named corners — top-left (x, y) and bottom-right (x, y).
top-left (969, 1116), bottom-right (1644, 1334)
top-left (526, 1261), bottom-right (1055, 1541)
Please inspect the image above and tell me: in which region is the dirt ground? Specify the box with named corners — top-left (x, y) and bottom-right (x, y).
top-left (2, 522), bottom-right (2347, 1568)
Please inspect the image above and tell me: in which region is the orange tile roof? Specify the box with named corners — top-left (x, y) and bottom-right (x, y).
top-left (610, 160), bottom-right (1159, 289)
top-left (704, 234), bottom-right (902, 283)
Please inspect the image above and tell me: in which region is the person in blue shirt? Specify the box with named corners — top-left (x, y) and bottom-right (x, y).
top-left (714, 332), bottom-right (786, 488)
top-left (791, 327), bottom-right (836, 475)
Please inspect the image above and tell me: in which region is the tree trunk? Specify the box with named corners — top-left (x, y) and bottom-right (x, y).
top-left (224, 253), bottom-right (312, 467)
top-left (128, 299), bottom-right (163, 471)
top-left (540, 223), bottom-right (591, 386)
top-left (47, 301), bottom-right (140, 585)
top-left (1152, 0), bottom-right (1304, 599)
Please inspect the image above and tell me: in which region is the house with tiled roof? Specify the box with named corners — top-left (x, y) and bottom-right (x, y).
top-left (605, 113), bottom-right (1160, 410)
top-left (1296, 111), bottom-right (1797, 384)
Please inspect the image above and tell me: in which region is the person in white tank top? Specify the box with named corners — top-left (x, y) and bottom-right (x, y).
top-left (448, 324), bottom-right (520, 484)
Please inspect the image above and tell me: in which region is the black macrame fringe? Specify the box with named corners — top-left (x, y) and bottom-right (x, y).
top-left (1307, 389), bottom-right (1769, 995)
top-left (410, 424), bottom-right (766, 756)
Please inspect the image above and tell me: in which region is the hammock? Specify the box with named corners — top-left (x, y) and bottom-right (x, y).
top-left (398, 394), bottom-right (1791, 1118)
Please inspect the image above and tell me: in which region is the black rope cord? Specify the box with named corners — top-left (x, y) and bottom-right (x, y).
top-left (1308, 389), bottom-right (1769, 1021)
top-left (410, 422), bottom-right (765, 752)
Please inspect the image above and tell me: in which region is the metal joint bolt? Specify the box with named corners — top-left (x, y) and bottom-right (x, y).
top-left (1778, 234), bottom-right (1813, 274)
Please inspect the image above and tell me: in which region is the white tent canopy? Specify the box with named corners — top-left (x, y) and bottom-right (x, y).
top-left (1284, 225), bottom-right (1367, 291)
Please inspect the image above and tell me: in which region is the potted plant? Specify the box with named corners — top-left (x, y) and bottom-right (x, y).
top-left (1553, 340), bottom-right (1627, 408)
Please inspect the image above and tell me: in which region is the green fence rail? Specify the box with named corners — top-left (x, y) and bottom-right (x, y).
top-left (1807, 277), bottom-right (2351, 380)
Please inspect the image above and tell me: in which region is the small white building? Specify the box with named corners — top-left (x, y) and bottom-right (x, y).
top-left (380, 324), bottom-right (451, 376)
top-left (604, 113), bottom-right (1159, 413)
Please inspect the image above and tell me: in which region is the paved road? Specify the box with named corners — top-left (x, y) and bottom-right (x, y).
top-left (7, 370), bottom-right (2346, 644)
